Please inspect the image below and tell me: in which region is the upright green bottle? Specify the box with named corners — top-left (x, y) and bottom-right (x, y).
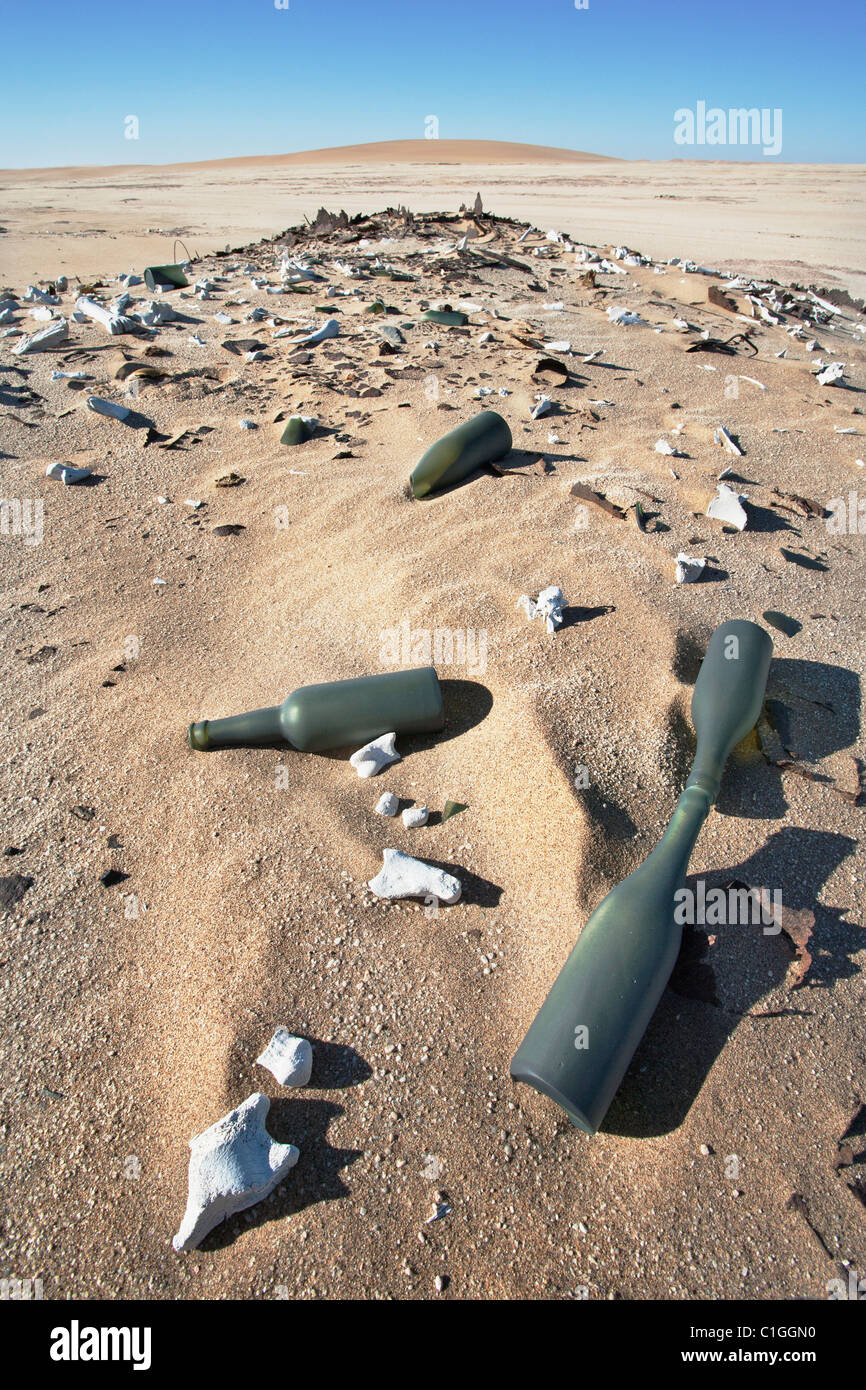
top-left (411, 410), bottom-right (512, 499)
top-left (510, 619), bottom-right (773, 1134)
top-left (189, 667), bottom-right (444, 753)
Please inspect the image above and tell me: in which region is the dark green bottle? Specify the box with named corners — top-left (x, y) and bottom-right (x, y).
top-left (411, 410), bottom-right (512, 499)
top-left (189, 666), bottom-right (444, 753)
top-left (423, 307), bottom-right (468, 326)
top-left (510, 619), bottom-right (773, 1134)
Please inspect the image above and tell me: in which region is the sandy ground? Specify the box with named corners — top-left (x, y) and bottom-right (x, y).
top-left (0, 186), bottom-right (865, 1301)
top-left (1, 142), bottom-right (864, 302)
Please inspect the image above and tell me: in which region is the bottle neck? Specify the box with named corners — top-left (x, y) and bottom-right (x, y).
top-left (188, 705), bottom-right (286, 751)
top-left (644, 783), bottom-right (712, 887)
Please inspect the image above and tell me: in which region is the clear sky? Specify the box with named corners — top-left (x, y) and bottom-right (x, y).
top-left (0, 0), bottom-right (863, 167)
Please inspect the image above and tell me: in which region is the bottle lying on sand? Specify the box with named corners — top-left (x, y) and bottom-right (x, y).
top-left (410, 410), bottom-right (512, 499)
top-left (189, 666), bottom-right (444, 753)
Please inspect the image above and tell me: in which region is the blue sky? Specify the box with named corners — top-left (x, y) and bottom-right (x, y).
top-left (0, 0), bottom-right (863, 167)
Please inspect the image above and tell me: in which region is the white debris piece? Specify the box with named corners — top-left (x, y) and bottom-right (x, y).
top-left (816, 362), bottom-right (845, 386)
top-left (607, 306), bottom-right (646, 326)
top-left (172, 1093), bottom-right (299, 1253)
top-left (707, 483), bottom-right (748, 531)
top-left (714, 426), bottom-right (743, 456)
top-left (582, 349), bottom-right (603, 364)
top-left (87, 396), bottom-right (130, 421)
top-left (214, 312), bottom-right (233, 325)
top-left (51, 370), bottom-right (86, 381)
top-left (45, 461), bottom-right (91, 485)
top-left (368, 848), bottom-right (461, 904)
top-left (256, 1029), bottom-right (313, 1088)
top-left (675, 553), bottom-right (706, 584)
top-left (739, 375), bottom-right (767, 391)
top-left (238, 419), bottom-right (257, 430)
top-left (132, 300), bottom-right (179, 326)
top-left (350, 732), bottom-right (400, 779)
top-left (375, 792), bottom-right (399, 817)
top-left (654, 439), bottom-right (680, 456)
top-left (28, 305), bottom-right (54, 321)
top-left (517, 585), bottom-right (565, 634)
top-left (294, 318), bottom-right (340, 346)
top-left (475, 386), bottom-right (493, 397)
top-left (402, 806), bottom-right (429, 828)
top-left (75, 295), bottom-right (137, 335)
top-left (12, 317), bottom-right (69, 354)
top-left (24, 285), bottom-right (60, 305)
top-left (531, 394), bottom-right (552, 419)
top-left (542, 340), bottom-right (571, 352)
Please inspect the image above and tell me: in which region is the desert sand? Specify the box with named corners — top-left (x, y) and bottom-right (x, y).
top-left (0, 157), bottom-right (864, 1302)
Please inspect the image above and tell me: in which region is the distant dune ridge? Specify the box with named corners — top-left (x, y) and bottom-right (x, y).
top-left (0, 137), bottom-right (618, 180)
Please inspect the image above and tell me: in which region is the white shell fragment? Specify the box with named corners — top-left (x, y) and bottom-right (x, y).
top-left (714, 426), bottom-right (743, 457)
top-left (256, 1029), bottom-right (313, 1088)
top-left (816, 362), bottom-right (845, 387)
top-left (172, 1093), bottom-right (299, 1253)
top-left (531, 394), bottom-right (552, 419)
top-left (675, 553), bottom-right (707, 584)
top-left (517, 585), bottom-right (565, 634)
top-left (87, 396), bottom-right (130, 421)
top-left (46, 461), bottom-right (91, 486)
top-left (368, 848), bottom-right (461, 904)
top-left (350, 732), bottom-right (400, 779)
top-left (402, 806), bottom-right (429, 828)
top-left (707, 483), bottom-right (748, 531)
top-left (12, 317), bottom-right (69, 354)
top-left (375, 792), bottom-right (399, 817)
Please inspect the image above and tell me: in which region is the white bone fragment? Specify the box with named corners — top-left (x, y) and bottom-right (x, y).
top-left (531, 395), bottom-right (552, 419)
top-left (675, 553), bottom-right (706, 584)
top-left (816, 362), bottom-right (845, 386)
top-left (402, 806), bottom-right (429, 828)
top-left (714, 426), bottom-right (743, 456)
top-left (542, 340), bottom-right (571, 352)
top-left (517, 585), bottom-right (565, 634)
top-left (375, 792), bottom-right (399, 817)
top-left (607, 306), bottom-right (645, 325)
top-left (45, 462), bottom-right (91, 485)
top-left (74, 295), bottom-right (137, 335)
top-left (707, 484), bottom-right (748, 531)
top-left (294, 318), bottom-right (340, 346)
top-left (172, 1093), bottom-right (299, 1253)
top-left (368, 848), bottom-right (461, 904)
top-left (350, 732), bottom-right (400, 779)
top-left (256, 1029), bottom-right (313, 1088)
top-left (12, 317), bottom-right (69, 354)
top-left (87, 396), bottom-right (130, 421)
top-left (24, 285), bottom-right (60, 305)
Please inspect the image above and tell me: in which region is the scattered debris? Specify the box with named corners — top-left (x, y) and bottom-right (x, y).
top-left (350, 732), bottom-right (400, 779)
top-left (816, 362), bottom-right (845, 387)
top-left (441, 800), bottom-right (468, 822)
top-left (707, 483), bottom-right (748, 530)
top-left (87, 396), bottom-right (130, 422)
top-left (375, 792), bottom-right (399, 817)
top-left (570, 482), bottom-right (626, 520)
top-left (45, 461), bottom-right (91, 485)
top-left (402, 806), bottom-right (429, 828)
top-left (172, 1093), bottom-right (299, 1253)
top-left (675, 553), bottom-right (706, 584)
top-left (516, 585), bottom-right (565, 634)
top-left (368, 848), bottom-right (461, 904)
top-left (714, 426), bottom-right (743, 457)
top-left (256, 1029), bottom-right (313, 1088)
top-left (12, 317), bottom-right (69, 354)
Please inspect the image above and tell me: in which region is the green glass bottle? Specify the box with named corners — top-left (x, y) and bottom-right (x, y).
top-left (189, 666), bottom-right (444, 753)
top-left (411, 410), bottom-right (512, 499)
top-left (143, 264), bottom-right (189, 291)
top-left (510, 619), bottom-right (773, 1134)
top-left (423, 307), bottom-right (468, 326)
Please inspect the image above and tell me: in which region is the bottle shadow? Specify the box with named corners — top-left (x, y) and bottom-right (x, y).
top-left (602, 826), bottom-right (859, 1138)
